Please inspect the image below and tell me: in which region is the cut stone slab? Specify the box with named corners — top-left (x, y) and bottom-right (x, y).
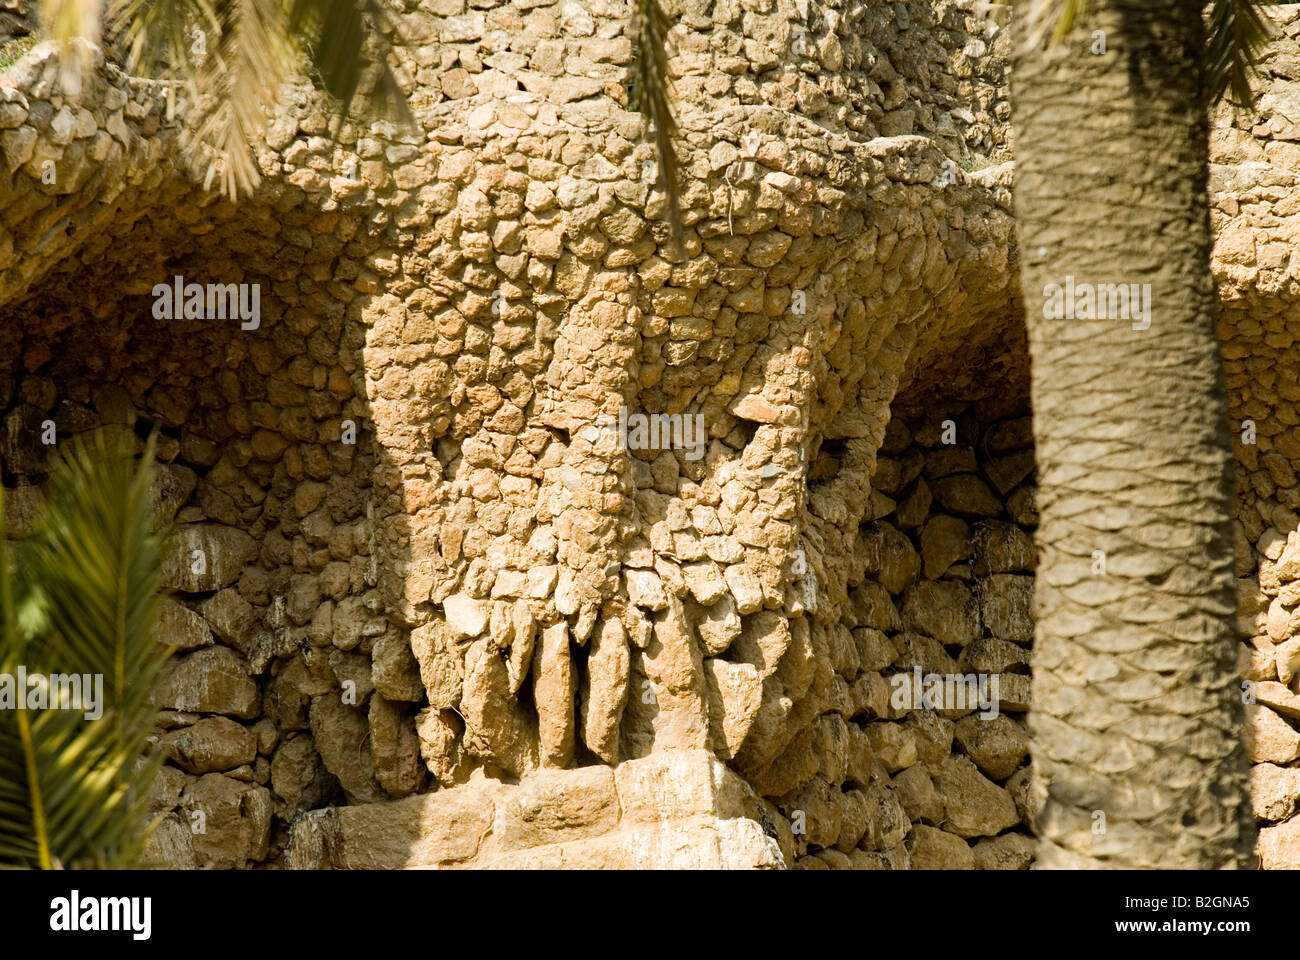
top-left (490, 765), bottom-right (620, 850)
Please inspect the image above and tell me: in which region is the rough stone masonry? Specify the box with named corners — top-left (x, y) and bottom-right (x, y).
top-left (0, 0), bottom-right (1297, 869)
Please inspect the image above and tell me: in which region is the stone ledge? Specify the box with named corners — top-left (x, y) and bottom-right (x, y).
top-left (286, 749), bottom-right (790, 869)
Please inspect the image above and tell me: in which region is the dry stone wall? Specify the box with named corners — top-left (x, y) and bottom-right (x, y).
top-left (0, 0), bottom-right (34, 49)
top-left (0, 1), bottom-right (1295, 869)
top-left (1213, 6), bottom-right (1300, 871)
top-left (775, 393), bottom-right (1039, 870)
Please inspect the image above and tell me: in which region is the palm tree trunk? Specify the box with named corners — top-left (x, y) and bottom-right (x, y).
top-left (1011, 0), bottom-right (1253, 868)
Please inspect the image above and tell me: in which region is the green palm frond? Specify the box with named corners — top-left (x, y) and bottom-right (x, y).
top-left (630, 0), bottom-right (683, 247)
top-left (1019, 0), bottom-right (1274, 108)
top-left (187, 0), bottom-right (298, 196)
top-left (28, 430), bottom-right (170, 715)
top-left (0, 429), bottom-right (172, 869)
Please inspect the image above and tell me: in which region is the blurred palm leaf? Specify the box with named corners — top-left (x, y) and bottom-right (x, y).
top-left (0, 429), bottom-right (172, 869)
top-left (1018, 0), bottom-right (1274, 107)
top-left (43, 0), bottom-right (412, 196)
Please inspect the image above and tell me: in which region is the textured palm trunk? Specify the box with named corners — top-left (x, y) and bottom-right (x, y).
top-left (1011, 0), bottom-right (1253, 868)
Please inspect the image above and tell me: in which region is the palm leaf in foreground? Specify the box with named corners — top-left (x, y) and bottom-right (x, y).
top-left (43, 0), bottom-right (411, 198)
top-left (0, 429), bottom-right (172, 869)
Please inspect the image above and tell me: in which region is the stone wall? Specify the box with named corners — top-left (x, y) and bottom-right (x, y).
top-left (767, 392), bottom-right (1038, 870)
top-left (0, 0), bottom-right (34, 50)
top-left (0, 1), bottom-right (1295, 869)
top-left (1213, 5), bottom-right (1300, 871)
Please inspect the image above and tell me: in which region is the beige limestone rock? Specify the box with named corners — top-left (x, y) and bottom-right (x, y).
top-left (972, 832), bottom-right (1036, 870)
top-left (891, 763), bottom-right (943, 825)
top-left (1247, 702), bottom-right (1300, 766)
top-left (490, 766), bottom-right (619, 851)
top-left (160, 716), bottom-right (257, 774)
top-left (181, 774), bottom-right (272, 869)
top-left (161, 524), bottom-right (257, 592)
top-left (1256, 680), bottom-right (1300, 718)
top-left (932, 475), bottom-right (1001, 517)
top-left (462, 638), bottom-right (538, 776)
top-left (309, 692), bottom-right (385, 804)
top-left (270, 734), bottom-right (334, 810)
top-left (330, 785), bottom-right (497, 868)
top-left (905, 824), bottom-right (975, 869)
top-left (1258, 815), bottom-right (1300, 870)
top-left (980, 574), bottom-right (1034, 643)
top-left (902, 580), bottom-right (979, 645)
top-left (153, 646), bottom-right (260, 719)
top-left (958, 637), bottom-right (1031, 675)
top-left (920, 514), bottom-right (970, 579)
top-left (197, 588), bottom-right (258, 654)
top-left (697, 593), bottom-right (743, 654)
top-left (866, 722), bottom-right (918, 773)
top-left (931, 756), bottom-right (1020, 838)
top-left (414, 708), bottom-right (473, 786)
top-left (443, 593), bottom-right (490, 638)
top-left (140, 814), bottom-right (198, 870)
top-left (861, 782), bottom-right (910, 851)
top-left (3, 0), bottom-right (1293, 875)
top-left (580, 618), bottom-right (630, 763)
top-left (851, 583), bottom-right (902, 632)
top-left (369, 695), bottom-right (423, 798)
top-left (1276, 636), bottom-right (1300, 684)
top-left (972, 520), bottom-right (1036, 573)
top-left (904, 711), bottom-right (956, 765)
top-left (953, 714), bottom-right (1029, 781)
top-left (372, 629), bottom-right (425, 702)
top-left (1251, 762), bottom-right (1300, 822)
top-left (471, 816), bottom-right (783, 869)
top-left (533, 622), bottom-right (575, 767)
top-left (410, 620), bottom-right (464, 710)
top-left (866, 522), bottom-right (920, 594)
top-left (157, 596), bottom-right (214, 650)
